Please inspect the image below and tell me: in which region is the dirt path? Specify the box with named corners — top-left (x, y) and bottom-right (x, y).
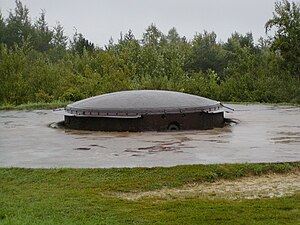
top-left (114, 172), bottom-right (300, 200)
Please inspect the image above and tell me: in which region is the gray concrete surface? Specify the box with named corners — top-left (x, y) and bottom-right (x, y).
top-left (0, 104), bottom-right (299, 168)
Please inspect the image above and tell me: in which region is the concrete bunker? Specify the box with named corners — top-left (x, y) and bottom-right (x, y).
top-left (63, 90), bottom-right (225, 131)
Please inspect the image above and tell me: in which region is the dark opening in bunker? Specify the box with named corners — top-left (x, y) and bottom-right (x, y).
top-left (61, 90), bottom-right (227, 132)
top-left (168, 122), bottom-right (180, 131)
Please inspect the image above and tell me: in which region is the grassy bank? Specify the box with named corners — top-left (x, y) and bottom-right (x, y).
top-left (224, 101), bottom-right (300, 107)
top-left (1, 162), bottom-right (299, 224)
top-left (0, 101), bottom-right (71, 111)
top-left (0, 100), bottom-right (299, 111)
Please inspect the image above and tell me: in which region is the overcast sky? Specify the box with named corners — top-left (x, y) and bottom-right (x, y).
top-left (1, 0), bottom-right (276, 47)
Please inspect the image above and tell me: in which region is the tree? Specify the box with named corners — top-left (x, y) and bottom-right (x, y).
top-left (4, 0), bottom-right (34, 48)
top-left (185, 31), bottom-right (227, 79)
top-left (167, 27), bottom-right (182, 45)
top-left (47, 22), bottom-right (68, 60)
top-left (142, 24), bottom-right (164, 47)
top-left (71, 32), bottom-right (95, 55)
top-left (265, 0), bottom-right (300, 78)
top-left (223, 32), bottom-right (256, 52)
top-left (114, 30), bottom-right (141, 72)
top-left (0, 13), bottom-right (5, 44)
top-left (33, 10), bottom-right (53, 52)
top-left (51, 22), bottom-right (68, 50)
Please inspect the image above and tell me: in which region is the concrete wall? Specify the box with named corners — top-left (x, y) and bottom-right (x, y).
top-left (64, 112), bottom-right (224, 131)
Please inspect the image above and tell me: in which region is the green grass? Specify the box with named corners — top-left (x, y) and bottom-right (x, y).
top-left (224, 101), bottom-right (300, 107)
top-left (0, 162), bottom-right (299, 224)
top-left (0, 101), bottom-right (71, 111)
top-left (1, 101), bottom-right (299, 111)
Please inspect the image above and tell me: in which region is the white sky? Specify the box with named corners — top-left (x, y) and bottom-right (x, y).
top-left (1, 0), bottom-right (276, 47)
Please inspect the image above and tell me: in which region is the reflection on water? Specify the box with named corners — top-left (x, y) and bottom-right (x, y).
top-left (0, 104), bottom-right (299, 168)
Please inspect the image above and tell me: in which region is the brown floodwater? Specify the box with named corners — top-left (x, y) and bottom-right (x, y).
top-left (0, 104), bottom-right (299, 168)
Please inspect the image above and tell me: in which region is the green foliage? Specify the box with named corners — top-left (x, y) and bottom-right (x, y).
top-left (0, 43), bottom-right (28, 105)
top-left (0, 0), bottom-right (300, 107)
top-left (0, 101), bottom-right (70, 110)
top-left (185, 31), bottom-right (227, 79)
top-left (71, 32), bottom-right (95, 56)
top-left (183, 70), bottom-right (220, 99)
top-left (33, 10), bottom-right (53, 52)
top-left (3, 0), bottom-right (32, 48)
top-left (266, 0), bottom-right (300, 78)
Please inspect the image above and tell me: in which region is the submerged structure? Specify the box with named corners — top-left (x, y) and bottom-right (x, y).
top-left (63, 90), bottom-right (225, 131)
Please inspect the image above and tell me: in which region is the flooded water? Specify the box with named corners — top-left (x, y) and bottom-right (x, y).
top-left (0, 104), bottom-right (299, 168)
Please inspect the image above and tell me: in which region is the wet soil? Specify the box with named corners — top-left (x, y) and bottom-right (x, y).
top-left (113, 171), bottom-right (300, 200)
top-left (0, 104), bottom-right (299, 168)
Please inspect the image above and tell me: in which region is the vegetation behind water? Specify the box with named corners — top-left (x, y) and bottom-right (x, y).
top-left (0, 0), bottom-right (299, 107)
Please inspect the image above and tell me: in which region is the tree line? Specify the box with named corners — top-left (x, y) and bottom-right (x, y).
top-left (0, 0), bottom-right (299, 106)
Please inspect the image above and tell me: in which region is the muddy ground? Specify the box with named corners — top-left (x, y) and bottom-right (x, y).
top-left (114, 171), bottom-right (300, 200)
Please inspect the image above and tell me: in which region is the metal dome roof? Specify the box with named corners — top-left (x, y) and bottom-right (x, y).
top-left (65, 90), bottom-right (222, 117)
